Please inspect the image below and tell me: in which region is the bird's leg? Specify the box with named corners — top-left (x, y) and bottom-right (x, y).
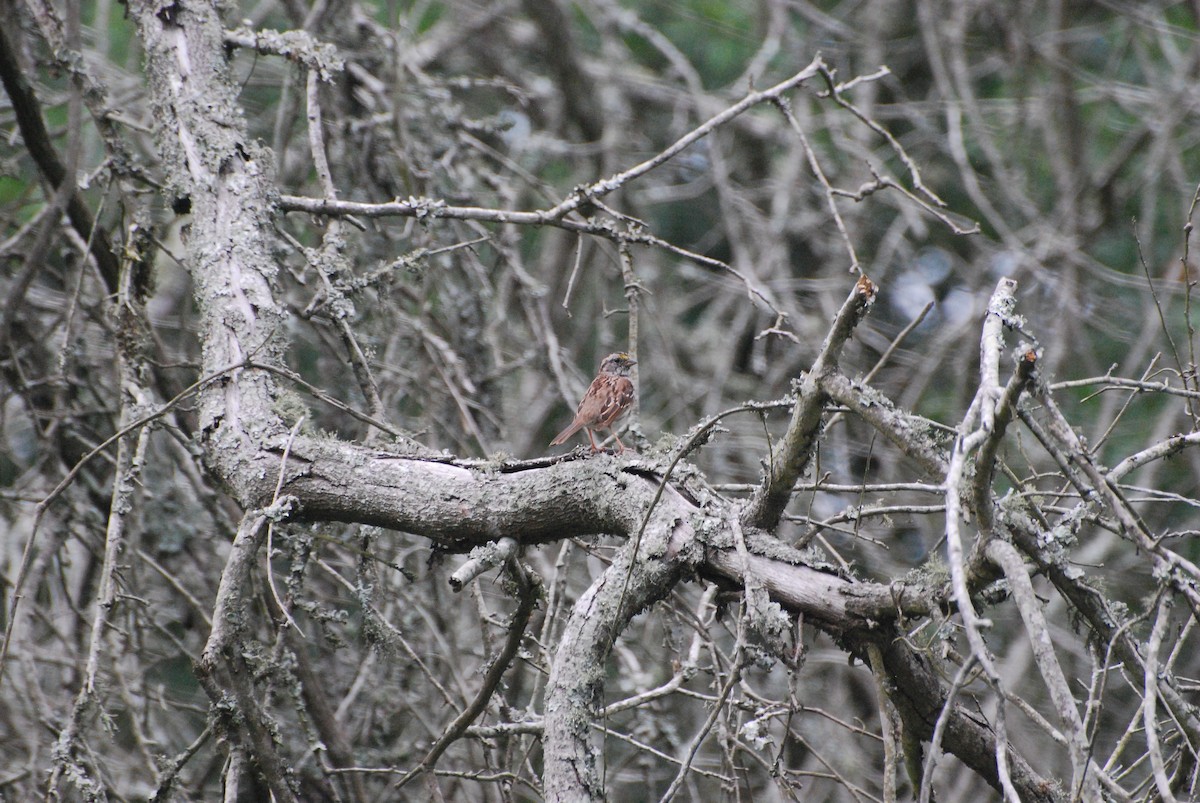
top-left (586, 429), bottom-right (601, 452)
top-left (612, 432), bottom-right (626, 453)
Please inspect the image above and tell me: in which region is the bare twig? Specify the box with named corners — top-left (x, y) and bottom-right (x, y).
top-left (264, 416), bottom-right (306, 634)
top-left (397, 558), bottom-right (538, 789)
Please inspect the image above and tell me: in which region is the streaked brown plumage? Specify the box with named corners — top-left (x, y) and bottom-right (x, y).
top-left (550, 352), bottom-right (637, 453)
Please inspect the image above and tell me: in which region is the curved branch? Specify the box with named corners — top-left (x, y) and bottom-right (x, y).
top-left (543, 488), bottom-right (694, 801)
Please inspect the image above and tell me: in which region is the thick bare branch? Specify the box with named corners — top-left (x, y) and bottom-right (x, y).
top-left (743, 276), bottom-right (877, 530)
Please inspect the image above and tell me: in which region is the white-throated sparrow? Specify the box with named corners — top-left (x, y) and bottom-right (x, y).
top-left (550, 352), bottom-right (637, 453)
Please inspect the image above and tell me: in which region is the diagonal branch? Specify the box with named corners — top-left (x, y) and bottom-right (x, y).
top-left (541, 58), bottom-right (826, 220)
top-left (743, 275), bottom-right (877, 531)
top-left (986, 539), bottom-right (1101, 799)
top-left (0, 21), bottom-right (120, 290)
top-left (399, 559), bottom-right (539, 789)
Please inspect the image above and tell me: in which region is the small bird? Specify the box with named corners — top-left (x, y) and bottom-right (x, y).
top-left (550, 352), bottom-right (637, 453)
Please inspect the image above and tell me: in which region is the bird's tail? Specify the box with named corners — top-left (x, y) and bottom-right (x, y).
top-left (549, 420), bottom-right (584, 446)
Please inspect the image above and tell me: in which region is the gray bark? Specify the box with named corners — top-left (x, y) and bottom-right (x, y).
top-left (121, 2), bottom-right (1064, 800)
